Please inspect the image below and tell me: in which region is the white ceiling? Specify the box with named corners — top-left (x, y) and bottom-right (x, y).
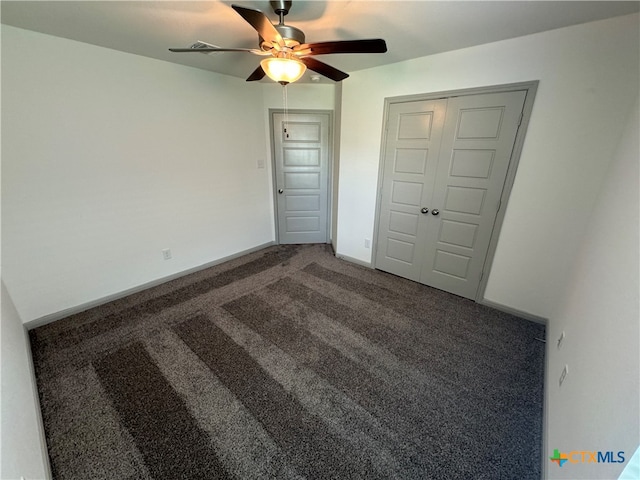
top-left (2, 1), bottom-right (638, 83)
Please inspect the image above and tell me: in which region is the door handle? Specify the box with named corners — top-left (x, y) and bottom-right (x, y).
top-left (420, 207), bottom-right (429, 214)
top-left (278, 189), bottom-right (283, 194)
top-left (431, 209), bottom-right (439, 216)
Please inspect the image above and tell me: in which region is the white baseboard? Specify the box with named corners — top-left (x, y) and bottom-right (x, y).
top-left (478, 298), bottom-right (548, 325)
top-left (335, 253), bottom-right (373, 268)
top-left (542, 327), bottom-right (550, 480)
top-left (23, 324), bottom-right (54, 479)
top-left (24, 241), bottom-right (276, 330)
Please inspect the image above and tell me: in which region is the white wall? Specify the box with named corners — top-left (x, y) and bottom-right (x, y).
top-left (545, 95), bottom-right (639, 479)
top-left (336, 13), bottom-right (639, 318)
top-left (2, 25), bottom-right (273, 323)
top-left (0, 282), bottom-right (51, 479)
top-left (261, 82), bottom-right (335, 111)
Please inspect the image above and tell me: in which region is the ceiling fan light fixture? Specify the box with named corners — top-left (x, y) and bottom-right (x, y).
top-left (260, 57), bottom-right (306, 85)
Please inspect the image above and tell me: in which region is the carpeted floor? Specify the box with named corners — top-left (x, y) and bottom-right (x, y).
top-left (30, 244), bottom-right (545, 479)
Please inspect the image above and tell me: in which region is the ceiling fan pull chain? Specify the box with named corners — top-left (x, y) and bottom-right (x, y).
top-left (283, 83), bottom-right (289, 137)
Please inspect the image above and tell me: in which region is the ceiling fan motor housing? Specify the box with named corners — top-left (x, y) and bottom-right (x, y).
top-left (259, 24), bottom-right (305, 50)
top-left (277, 24), bottom-right (305, 45)
top-left (258, 0), bottom-right (305, 50)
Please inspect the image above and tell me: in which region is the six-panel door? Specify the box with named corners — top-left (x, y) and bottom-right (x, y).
top-left (376, 91), bottom-right (527, 299)
top-left (273, 112), bottom-right (330, 244)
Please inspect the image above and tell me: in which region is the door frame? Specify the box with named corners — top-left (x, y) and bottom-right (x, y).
top-left (269, 109), bottom-right (333, 245)
top-left (372, 81), bottom-right (538, 302)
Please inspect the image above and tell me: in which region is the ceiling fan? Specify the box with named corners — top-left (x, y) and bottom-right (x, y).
top-left (169, 0), bottom-right (387, 84)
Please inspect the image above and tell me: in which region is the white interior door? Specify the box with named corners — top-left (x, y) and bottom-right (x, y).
top-left (272, 112), bottom-right (330, 244)
top-left (375, 90), bottom-right (527, 299)
top-left (419, 90), bottom-right (527, 298)
top-left (374, 99), bottom-right (447, 280)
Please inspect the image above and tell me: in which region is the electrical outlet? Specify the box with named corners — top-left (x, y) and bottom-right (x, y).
top-left (364, 238), bottom-right (371, 248)
top-left (559, 364), bottom-right (568, 387)
top-left (162, 248), bottom-right (172, 260)
top-left (557, 331), bottom-right (565, 349)
top-left (257, 158), bottom-right (265, 169)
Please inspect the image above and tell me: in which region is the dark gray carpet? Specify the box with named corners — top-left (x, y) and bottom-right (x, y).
top-left (30, 244), bottom-right (545, 479)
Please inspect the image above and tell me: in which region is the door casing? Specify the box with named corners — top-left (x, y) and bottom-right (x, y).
top-left (372, 81), bottom-right (538, 302)
top-left (269, 109), bottom-right (333, 245)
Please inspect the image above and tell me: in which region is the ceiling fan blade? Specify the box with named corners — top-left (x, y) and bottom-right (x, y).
top-left (295, 39), bottom-right (387, 56)
top-left (231, 4), bottom-right (283, 47)
top-left (169, 47), bottom-right (267, 55)
top-left (246, 65), bottom-right (266, 82)
top-left (300, 57), bottom-right (349, 82)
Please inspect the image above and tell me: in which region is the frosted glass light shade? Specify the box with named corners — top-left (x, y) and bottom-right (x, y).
top-left (260, 57), bottom-right (306, 84)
